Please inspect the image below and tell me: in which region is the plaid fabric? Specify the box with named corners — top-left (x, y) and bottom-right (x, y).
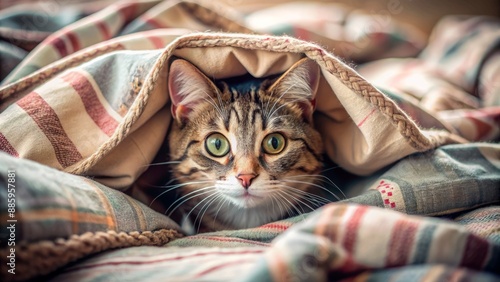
top-left (52, 205), bottom-right (500, 282)
top-left (0, 152), bottom-right (181, 245)
top-left (26, 143), bottom-right (496, 281)
top-left (0, 0), bottom-right (499, 281)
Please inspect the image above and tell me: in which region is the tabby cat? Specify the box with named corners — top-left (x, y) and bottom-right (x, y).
top-left (166, 57), bottom-right (331, 233)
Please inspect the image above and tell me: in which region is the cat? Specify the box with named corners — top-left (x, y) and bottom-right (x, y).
top-left (166, 57), bottom-right (334, 233)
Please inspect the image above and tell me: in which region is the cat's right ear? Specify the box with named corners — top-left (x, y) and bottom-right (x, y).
top-left (168, 59), bottom-right (219, 124)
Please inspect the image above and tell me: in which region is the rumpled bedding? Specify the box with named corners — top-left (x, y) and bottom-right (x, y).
top-left (0, 1), bottom-right (499, 281)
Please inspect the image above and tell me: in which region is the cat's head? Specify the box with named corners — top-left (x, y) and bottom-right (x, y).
top-left (166, 58), bottom-right (324, 229)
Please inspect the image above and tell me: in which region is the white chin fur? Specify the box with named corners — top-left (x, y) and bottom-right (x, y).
top-left (201, 180), bottom-right (293, 229)
top-left (212, 195), bottom-right (286, 229)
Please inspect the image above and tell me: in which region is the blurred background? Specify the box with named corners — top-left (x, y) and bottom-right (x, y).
top-left (1, 0), bottom-right (499, 37)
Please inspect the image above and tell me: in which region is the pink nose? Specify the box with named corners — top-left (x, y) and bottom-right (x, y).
top-left (237, 174), bottom-right (257, 189)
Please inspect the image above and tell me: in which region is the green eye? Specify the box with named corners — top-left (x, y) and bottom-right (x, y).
top-left (262, 133), bottom-right (286, 154)
top-left (205, 133), bottom-right (230, 157)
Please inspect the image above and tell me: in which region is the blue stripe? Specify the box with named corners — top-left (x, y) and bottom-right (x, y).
top-left (412, 224), bottom-right (437, 264)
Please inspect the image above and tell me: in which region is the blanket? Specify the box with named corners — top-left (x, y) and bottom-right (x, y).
top-left (0, 0), bottom-right (499, 281)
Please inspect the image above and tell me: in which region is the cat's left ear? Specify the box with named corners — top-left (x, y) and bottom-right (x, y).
top-left (268, 58), bottom-right (320, 123)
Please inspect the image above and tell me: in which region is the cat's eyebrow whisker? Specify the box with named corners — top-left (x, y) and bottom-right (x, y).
top-left (214, 89), bottom-right (228, 117)
top-left (166, 187), bottom-right (216, 216)
top-left (205, 88), bottom-right (229, 121)
top-left (202, 95), bottom-right (225, 121)
top-left (266, 114), bottom-right (293, 125)
top-left (265, 83), bottom-right (296, 120)
top-left (268, 97), bottom-right (305, 121)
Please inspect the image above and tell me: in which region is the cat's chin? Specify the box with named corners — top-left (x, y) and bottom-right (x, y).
top-left (226, 193), bottom-right (266, 209)
top-left (216, 198), bottom-right (283, 230)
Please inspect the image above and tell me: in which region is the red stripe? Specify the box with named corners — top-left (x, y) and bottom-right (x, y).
top-left (357, 108), bottom-right (376, 127)
top-left (148, 35), bottom-right (165, 49)
top-left (118, 3), bottom-right (138, 22)
top-left (144, 17), bottom-right (165, 29)
top-left (61, 71), bottom-right (119, 137)
top-left (66, 32), bottom-right (80, 53)
top-left (293, 26), bottom-right (310, 41)
top-left (49, 36), bottom-right (68, 57)
top-left (194, 259), bottom-right (251, 277)
top-left (339, 206), bottom-right (368, 272)
top-left (460, 234), bottom-right (489, 269)
top-left (260, 223), bottom-right (290, 231)
top-left (17, 93), bottom-right (82, 168)
top-left (0, 133), bottom-right (18, 157)
top-left (64, 249), bottom-right (264, 272)
top-left (385, 219), bottom-right (418, 266)
top-left (342, 206), bottom-right (367, 252)
top-left (464, 107), bottom-right (500, 141)
top-left (96, 21), bottom-right (111, 40)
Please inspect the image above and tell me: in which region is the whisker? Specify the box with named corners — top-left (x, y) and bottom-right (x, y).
top-left (142, 161), bottom-right (182, 168)
top-left (194, 193), bottom-right (222, 233)
top-left (181, 192), bottom-right (218, 228)
top-left (268, 97), bottom-right (304, 121)
top-left (213, 196), bottom-right (229, 228)
top-left (275, 190), bottom-right (306, 220)
top-left (166, 187), bottom-right (216, 216)
top-left (277, 189), bottom-right (316, 214)
top-left (320, 166), bottom-right (342, 173)
top-left (162, 175), bottom-right (193, 187)
top-left (265, 83), bottom-right (295, 120)
top-left (149, 180), bottom-right (213, 207)
top-left (278, 186), bottom-right (331, 209)
top-left (201, 89), bottom-right (226, 121)
top-left (267, 114), bottom-right (293, 125)
top-left (271, 192), bottom-right (292, 218)
top-left (215, 88), bottom-right (228, 117)
top-left (277, 185), bottom-right (332, 205)
top-left (282, 178), bottom-right (346, 200)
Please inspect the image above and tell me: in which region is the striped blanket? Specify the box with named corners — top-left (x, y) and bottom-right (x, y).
top-left (0, 1), bottom-right (499, 281)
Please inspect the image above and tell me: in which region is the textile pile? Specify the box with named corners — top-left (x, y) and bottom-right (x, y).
top-left (0, 1), bottom-right (498, 281)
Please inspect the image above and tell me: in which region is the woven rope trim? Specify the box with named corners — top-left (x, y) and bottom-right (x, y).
top-left (0, 229), bottom-right (182, 281)
top-left (0, 0), bottom-right (248, 101)
top-left (172, 35), bottom-right (432, 150)
top-left (69, 33), bottom-right (435, 175)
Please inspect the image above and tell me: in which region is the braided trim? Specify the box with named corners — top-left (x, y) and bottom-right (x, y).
top-left (69, 33), bottom-right (434, 174)
top-left (0, 229), bottom-right (182, 281)
top-left (68, 41), bottom-right (176, 174)
top-left (172, 34), bottom-right (432, 150)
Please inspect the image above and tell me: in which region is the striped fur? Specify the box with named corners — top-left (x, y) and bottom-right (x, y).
top-left (167, 58), bottom-right (324, 232)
